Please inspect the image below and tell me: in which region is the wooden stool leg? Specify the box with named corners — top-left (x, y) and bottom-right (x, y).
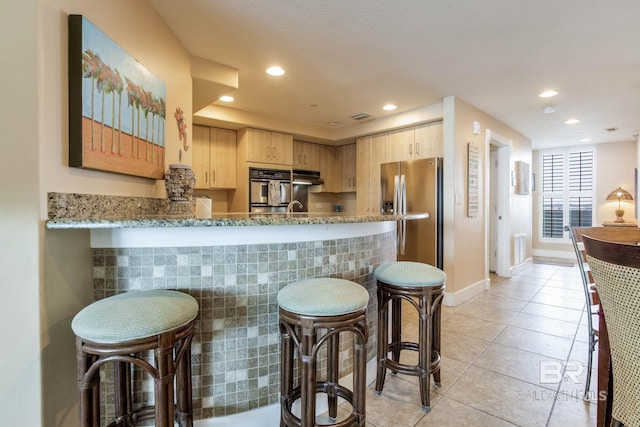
top-left (300, 319), bottom-right (317, 427)
top-left (418, 293), bottom-right (432, 412)
top-left (432, 295), bottom-right (442, 387)
top-left (391, 297), bottom-right (402, 365)
top-left (279, 320), bottom-right (294, 427)
top-left (77, 337), bottom-right (100, 427)
top-left (327, 332), bottom-right (339, 419)
top-left (175, 335), bottom-right (194, 427)
top-left (353, 319), bottom-right (368, 426)
top-left (114, 361), bottom-right (131, 426)
top-left (154, 334), bottom-right (176, 427)
top-left (375, 286), bottom-right (388, 394)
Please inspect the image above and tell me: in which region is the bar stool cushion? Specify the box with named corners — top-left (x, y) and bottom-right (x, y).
top-left (375, 261), bottom-right (446, 287)
top-left (72, 290), bottom-right (198, 344)
top-left (278, 278), bottom-right (369, 316)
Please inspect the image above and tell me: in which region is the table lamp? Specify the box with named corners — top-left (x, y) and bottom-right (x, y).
top-left (606, 187), bottom-right (633, 222)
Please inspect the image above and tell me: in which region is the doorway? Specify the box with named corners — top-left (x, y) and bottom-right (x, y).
top-left (485, 129), bottom-right (512, 279)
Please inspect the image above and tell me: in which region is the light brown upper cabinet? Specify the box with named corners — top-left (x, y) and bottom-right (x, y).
top-left (388, 122), bottom-right (443, 162)
top-left (192, 125), bottom-right (237, 189)
top-left (242, 128), bottom-right (293, 166)
top-left (317, 145), bottom-right (337, 192)
top-left (357, 133), bottom-right (389, 214)
top-left (293, 140), bottom-right (321, 171)
top-left (337, 143), bottom-right (357, 192)
top-left (414, 122), bottom-right (444, 158)
top-left (209, 127), bottom-right (237, 188)
top-left (313, 144), bottom-right (356, 193)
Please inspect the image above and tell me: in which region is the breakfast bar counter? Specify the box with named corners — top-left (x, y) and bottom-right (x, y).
top-left (46, 193), bottom-right (425, 422)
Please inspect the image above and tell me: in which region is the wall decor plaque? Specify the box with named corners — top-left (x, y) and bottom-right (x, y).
top-left (514, 160), bottom-right (530, 195)
top-left (467, 142), bottom-right (479, 218)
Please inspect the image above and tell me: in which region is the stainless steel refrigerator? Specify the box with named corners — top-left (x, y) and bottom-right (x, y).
top-left (380, 158), bottom-right (443, 268)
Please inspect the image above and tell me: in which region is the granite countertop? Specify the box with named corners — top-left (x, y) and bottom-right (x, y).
top-left (45, 211), bottom-right (428, 229)
top-left (45, 192), bottom-right (427, 229)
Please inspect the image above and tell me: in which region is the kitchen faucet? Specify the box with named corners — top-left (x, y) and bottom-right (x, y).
top-left (286, 200), bottom-right (303, 214)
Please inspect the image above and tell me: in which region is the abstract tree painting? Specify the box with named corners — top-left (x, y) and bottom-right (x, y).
top-left (68, 15), bottom-right (166, 179)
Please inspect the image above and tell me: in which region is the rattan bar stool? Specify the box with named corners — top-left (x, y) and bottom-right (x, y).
top-left (278, 278), bottom-right (369, 427)
top-left (71, 289), bottom-right (198, 427)
top-left (374, 261), bottom-right (446, 412)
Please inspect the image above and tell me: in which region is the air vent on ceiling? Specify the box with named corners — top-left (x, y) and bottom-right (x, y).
top-left (606, 127), bottom-right (619, 133)
top-left (350, 112), bottom-right (373, 121)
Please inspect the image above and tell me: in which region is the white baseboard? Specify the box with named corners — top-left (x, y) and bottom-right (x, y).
top-left (442, 278), bottom-right (488, 306)
top-left (532, 248), bottom-right (576, 260)
top-left (511, 258), bottom-right (532, 275)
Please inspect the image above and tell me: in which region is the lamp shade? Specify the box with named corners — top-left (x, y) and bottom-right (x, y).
top-left (606, 187), bottom-right (633, 202)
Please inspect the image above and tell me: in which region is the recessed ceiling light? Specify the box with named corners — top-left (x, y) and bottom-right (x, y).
top-left (542, 105), bottom-right (557, 114)
top-left (219, 95), bottom-right (234, 102)
top-left (383, 104), bottom-right (397, 111)
top-left (266, 66), bottom-right (285, 76)
top-left (565, 118), bottom-right (580, 125)
top-left (580, 138), bottom-right (592, 142)
top-left (539, 90), bottom-right (559, 98)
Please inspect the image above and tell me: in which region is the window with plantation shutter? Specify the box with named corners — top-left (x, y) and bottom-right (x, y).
top-left (539, 147), bottom-right (594, 240)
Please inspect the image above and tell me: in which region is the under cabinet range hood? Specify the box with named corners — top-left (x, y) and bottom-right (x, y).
top-left (292, 170), bottom-right (324, 186)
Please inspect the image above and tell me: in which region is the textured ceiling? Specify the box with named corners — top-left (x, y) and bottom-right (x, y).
top-left (150, 0), bottom-right (640, 148)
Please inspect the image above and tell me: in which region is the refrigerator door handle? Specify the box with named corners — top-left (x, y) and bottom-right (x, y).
top-left (400, 174), bottom-right (407, 254)
top-left (393, 175), bottom-right (400, 213)
top-left (400, 175), bottom-right (407, 214)
top-left (393, 174), bottom-right (401, 250)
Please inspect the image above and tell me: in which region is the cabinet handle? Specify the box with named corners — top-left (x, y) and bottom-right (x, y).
top-left (266, 146), bottom-right (270, 159)
top-left (204, 171), bottom-right (208, 184)
top-left (303, 154), bottom-right (307, 165)
top-left (298, 153), bottom-right (302, 164)
top-left (415, 142), bottom-right (420, 155)
top-left (212, 170), bottom-right (215, 183)
top-left (409, 143), bottom-right (413, 156)
top-left (272, 147), bottom-right (277, 160)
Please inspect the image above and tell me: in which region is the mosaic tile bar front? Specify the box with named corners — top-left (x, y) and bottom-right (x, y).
top-left (92, 230), bottom-right (396, 420)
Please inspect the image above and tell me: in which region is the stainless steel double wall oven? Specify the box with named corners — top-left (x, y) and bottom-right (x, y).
top-left (249, 168), bottom-right (292, 213)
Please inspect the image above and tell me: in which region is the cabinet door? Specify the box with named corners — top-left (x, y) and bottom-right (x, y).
top-left (270, 132), bottom-right (293, 165)
top-left (356, 137), bottom-right (371, 213)
top-left (369, 133), bottom-right (389, 213)
top-left (210, 128), bottom-right (237, 189)
top-left (338, 144), bottom-right (357, 192)
top-left (414, 122), bottom-right (443, 159)
top-left (293, 140), bottom-right (306, 169)
top-left (245, 128), bottom-right (272, 163)
top-left (388, 127), bottom-right (415, 162)
top-left (319, 145), bottom-right (337, 192)
top-left (431, 122), bottom-right (444, 157)
top-left (304, 142), bottom-right (320, 171)
top-left (192, 125), bottom-right (210, 189)
top-left (293, 141), bottom-right (321, 171)
top-left (356, 134), bottom-right (388, 213)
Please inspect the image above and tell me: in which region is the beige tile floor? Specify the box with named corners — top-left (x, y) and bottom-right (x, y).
top-left (363, 262), bottom-right (599, 427)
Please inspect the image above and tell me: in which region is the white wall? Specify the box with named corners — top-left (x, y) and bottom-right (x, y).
top-left (0, 2), bottom-right (43, 425)
top-left (36, 1), bottom-right (194, 425)
top-left (596, 140), bottom-right (636, 223)
top-left (443, 96), bottom-right (532, 303)
top-left (532, 140), bottom-right (637, 257)
top-left (40, 0), bottom-right (192, 201)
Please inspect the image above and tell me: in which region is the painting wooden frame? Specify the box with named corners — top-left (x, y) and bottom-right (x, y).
top-left (68, 15), bottom-right (166, 179)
